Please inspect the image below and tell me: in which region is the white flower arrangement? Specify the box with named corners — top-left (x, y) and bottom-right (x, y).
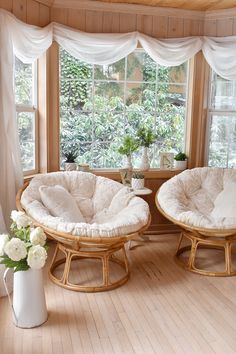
top-left (0, 211), bottom-right (48, 272)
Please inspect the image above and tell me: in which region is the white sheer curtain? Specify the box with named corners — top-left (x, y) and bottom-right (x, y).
top-left (1, 8), bottom-right (236, 231)
top-left (0, 10), bottom-right (52, 231)
top-left (202, 36), bottom-right (236, 80)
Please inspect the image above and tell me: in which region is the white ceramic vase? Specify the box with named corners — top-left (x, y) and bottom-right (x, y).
top-left (131, 178), bottom-right (145, 190)
top-left (139, 147), bottom-right (150, 171)
top-left (174, 160), bottom-right (187, 170)
top-left (4, 268), bottom-right (48, 328)
top-left (64, 162), bottom-right (77, 171)
top-left (124, 155), bottom-right (133, 170)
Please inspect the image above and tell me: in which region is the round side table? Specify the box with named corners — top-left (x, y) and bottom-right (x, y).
top-left (132, 187), bottom-right (152, 196)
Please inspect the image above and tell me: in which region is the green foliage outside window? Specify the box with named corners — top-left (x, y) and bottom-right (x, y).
top-left (59, 49), bottom-right (187, 169)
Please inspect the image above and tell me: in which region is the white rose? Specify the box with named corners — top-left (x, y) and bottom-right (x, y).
top-left (30, 227), bottom-right (46, 246)
top-left (11, 210), bottom-right (32, 228)
top-left (4, 238), bottom-right (27, 261)
top-left (0, 234), bottom-right (9, 256)
top-left (27, 245), bottom-right (47, 269)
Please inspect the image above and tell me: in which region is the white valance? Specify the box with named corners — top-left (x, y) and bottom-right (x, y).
top-left (1, 7), bottom-right (236, 231)
top-left (2, 8), bottom-right (236, 76)
top-left (202, 36), bottom-right (236, 80)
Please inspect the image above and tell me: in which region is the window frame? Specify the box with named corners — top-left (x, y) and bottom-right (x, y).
top-left (59, 47), bottom-right (190, 170)
top-left (15, 59), bottom-right (39, 176)
top-left (205, 70), bottom-right (236, 168)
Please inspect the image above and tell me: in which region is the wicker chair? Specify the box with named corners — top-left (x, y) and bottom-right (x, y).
top-left (17, 172), bottom-right (150, 292)
top-left (156, 167), bottom-right (236, 277)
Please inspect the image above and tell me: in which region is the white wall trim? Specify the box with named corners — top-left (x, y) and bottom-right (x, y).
top-left (52, 0), bottom-right (205, 20)
top-left (205, 7), bottom-right (236, 19)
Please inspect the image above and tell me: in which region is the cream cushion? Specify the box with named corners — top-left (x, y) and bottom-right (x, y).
top-left (157, 167), bottom-right (236, 230)
top-left (211, 182), bottom-right (236, 219)
top-left (21, 172), bottom-right (150, 238)
top-left (39, 185), bottom-right (85, 223)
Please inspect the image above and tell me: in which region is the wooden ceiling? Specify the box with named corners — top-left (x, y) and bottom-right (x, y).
top-left (90, 0), bottom-right (236, 11)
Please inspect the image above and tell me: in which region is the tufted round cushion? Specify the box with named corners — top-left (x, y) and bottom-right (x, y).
top-left (157, 167), bottom-right (236, 230)
top-left (21, 172), bottom-right (150, 238)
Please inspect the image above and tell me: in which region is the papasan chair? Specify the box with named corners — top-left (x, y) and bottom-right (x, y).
top-left (17, 172), bottom-right (150, 292)
top-left (156, 167), bottom-right (236, 277)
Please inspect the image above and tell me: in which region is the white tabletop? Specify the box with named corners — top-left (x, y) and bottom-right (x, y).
top-left (131, 187), bottom-right (152, 196)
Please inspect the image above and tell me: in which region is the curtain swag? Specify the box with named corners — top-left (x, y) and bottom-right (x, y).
top-left (0, 7), bottom-right (235, 230)
top-left (1, 8), bottom-right (236, 79)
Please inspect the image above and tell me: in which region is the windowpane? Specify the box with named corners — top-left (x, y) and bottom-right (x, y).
top-left (60, 49), bottom-right (93, 80)
top-left (207, 72), bottom-right (236, 168)
top-left (211, 77), bottom-right (236, 110)
top-left (94, 82), bottom-right (125, 110)
top-left (127, 51), bottom-right (156, 82)
top-left (17, 112), bottom-right (36, 171)
top-left (157, 63), bottom-right (187, 84)
top-left (60, 80), bottom-right (93, 109)
top-left (208, 115), bottom-right (236, 168)
top-left (15, 57), bottom-right (33, 105)
top-left (59, 48), bottom-right (188, 169)
top-left (94, 59), bottom-right (125, 81)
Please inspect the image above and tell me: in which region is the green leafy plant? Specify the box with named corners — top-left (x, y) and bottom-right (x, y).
top-left (118, 136), bottom-right (139, 156)
top-left (174, 152), bottom-right (187, 161)
top-left (0, 211), bottom-right (48, 272)
top-left (132, 172), bottom-right (144, 179)
top-left (64, 151), bottom-right (78, 163)
top-left (137, 126), bottom-right (156, 147)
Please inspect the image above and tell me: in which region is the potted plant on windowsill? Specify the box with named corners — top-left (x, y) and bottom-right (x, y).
top-left (136, 127), bottom-right (156, 171)
top-left (131, 172), bottom-right (145, 190)
top-left (174, 152), bottom-right (188, 170)
top-left (64, 151), bottom-right (78, 171)
top-left (118, 135), bottom-right (139, 170)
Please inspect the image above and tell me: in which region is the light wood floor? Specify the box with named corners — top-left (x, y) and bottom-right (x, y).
top-left (1, 234), bottom-right (236, 354)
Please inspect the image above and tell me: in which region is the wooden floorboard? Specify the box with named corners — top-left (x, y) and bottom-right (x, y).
top-left (1, 234), bottom-right (236, 354)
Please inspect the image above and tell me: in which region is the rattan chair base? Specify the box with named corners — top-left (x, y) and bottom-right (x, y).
top-left (49, 242), bottom-right (130, 292)
top-left (176, 231), bottom-right (236, 277)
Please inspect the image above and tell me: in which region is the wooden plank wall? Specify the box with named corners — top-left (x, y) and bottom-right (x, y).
top-left (0, 0), bottom-right (50, 26)
top-left (1, 0), bottom-right (236, 37)
top-left (51, 7), bottom-right (205, 37)
top-left (50, 7), bottom-right (236, 38)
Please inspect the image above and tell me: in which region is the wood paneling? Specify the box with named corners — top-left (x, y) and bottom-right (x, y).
top-left (74, 0), bottom-right (236, 11)
top-left (102, 12), bottom-right (120, 32)
top-left (51, 7), bottom-right (67, 24)
top-left (39, 3), bottom-right (50, 26)
top-left (47, 42), bottom-right (60, 172)
top-left (85, 10), bottom-right (104, 32)
top-left (67, 8), bottom-right (86, 30)
top-left (13, 0), bottom-right (27, 22)
top-left (0, 0), bottom-right (51, 26)
top-left (27, 0), bottom-right (40, 26)
top-left (54, 0), bottom-right (236, 12)
top-left (0, 0), bottom-right (13, 11)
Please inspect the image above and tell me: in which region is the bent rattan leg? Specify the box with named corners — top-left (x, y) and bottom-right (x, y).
top-left (49, 242), bottom-right (130, 292)
top-left (175, 231), bottom-right (236, 277)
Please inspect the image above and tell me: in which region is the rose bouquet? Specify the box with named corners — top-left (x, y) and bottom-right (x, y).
top-left (0, 211), bottom-right (48, 272)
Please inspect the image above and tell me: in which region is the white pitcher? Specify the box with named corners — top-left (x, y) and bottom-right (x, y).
top-left (4, 268), bottom-right (48, 328)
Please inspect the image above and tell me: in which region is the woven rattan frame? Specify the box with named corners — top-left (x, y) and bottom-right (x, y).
top-left (16, 182), bottom-right (151, 292)
top-left (156, 189), bottom-right (236, 277)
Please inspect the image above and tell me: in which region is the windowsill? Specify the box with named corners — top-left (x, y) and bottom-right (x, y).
top-left (24, 168), bottom-right (182, 182)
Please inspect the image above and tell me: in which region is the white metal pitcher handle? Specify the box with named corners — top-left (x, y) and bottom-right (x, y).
top-left (3, 268), bottom-right (17, 325)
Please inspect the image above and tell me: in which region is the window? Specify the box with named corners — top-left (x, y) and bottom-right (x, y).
top-left (59, 48), bottom-right (188, 169)
top-left (207, 72), bottom-right (236, 168)
top-left (14, 57), bottom-right (38, 174)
